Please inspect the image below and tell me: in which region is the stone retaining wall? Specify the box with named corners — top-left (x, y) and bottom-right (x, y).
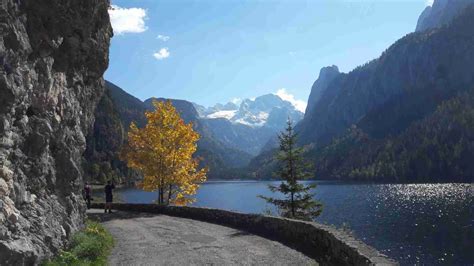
top-left (90, 203), bottom-right (396, 266)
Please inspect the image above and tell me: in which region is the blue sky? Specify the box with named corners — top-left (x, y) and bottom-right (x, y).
top-left (105, 0), bottom-right (431, 109)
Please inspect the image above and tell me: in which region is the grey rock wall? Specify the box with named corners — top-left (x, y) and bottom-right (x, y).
top-left (0, 0), bottom-right (112, 264)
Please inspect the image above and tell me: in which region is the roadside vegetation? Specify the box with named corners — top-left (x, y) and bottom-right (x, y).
top-left (44, 220), bottom-right (114, 266)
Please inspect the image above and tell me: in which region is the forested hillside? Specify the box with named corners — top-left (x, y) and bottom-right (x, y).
top-left (84, 82), bottom-right (254, 182)
top-left (84, 85), bottom-right (130, 183)
top-left (297, 4), bottom-right (474, 147)
top-left (311, 88), bottom-right (474, 182)
top-left (250, 3), bottom-right (474, 182)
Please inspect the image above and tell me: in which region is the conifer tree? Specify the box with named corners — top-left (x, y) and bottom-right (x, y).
top-left (260, 119), bottom-right (323, 220)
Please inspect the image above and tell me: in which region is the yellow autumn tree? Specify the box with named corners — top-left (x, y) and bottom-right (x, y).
top-left (121, 100), bottom-right (207, 205)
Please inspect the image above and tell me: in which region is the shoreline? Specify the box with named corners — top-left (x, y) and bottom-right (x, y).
top-left (90, 180), bottom-right (474, 190)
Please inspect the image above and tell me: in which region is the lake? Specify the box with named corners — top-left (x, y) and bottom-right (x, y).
top-left (94, 181), bottom-right (473, 265)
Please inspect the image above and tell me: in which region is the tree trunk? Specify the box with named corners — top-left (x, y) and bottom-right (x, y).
top-left (160, 187), bottom-right (164, 205)
top-left (158, 187), bottom-right (164, 205)
top-left (167, 184), bottom-right (172, 205)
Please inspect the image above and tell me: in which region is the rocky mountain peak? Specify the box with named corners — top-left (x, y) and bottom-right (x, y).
top-left (220, 102), bottom-right (239, 110)
top-left (415, 0), bottom-right (472, 32)
top-left (199, 93), bottom-right (303, 128)
top-left (240, 94), bottom-right (291, 113)
top-left (305, 65), bottom-right (341, 115)
top-left (320, 65), bottom-right (340, 78)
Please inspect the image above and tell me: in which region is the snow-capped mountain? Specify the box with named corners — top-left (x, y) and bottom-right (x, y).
top-left (207, 110), bottom-right (238, 120)
top-left (192, 93), bottom-right (304, 155)
top-left (194, 93), bottom-right (304, 129)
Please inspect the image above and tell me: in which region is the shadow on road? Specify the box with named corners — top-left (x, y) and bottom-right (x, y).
top-left (228, 231), bottom-right (252, 238)
top-left (87, 208), bottom-right (158, 223)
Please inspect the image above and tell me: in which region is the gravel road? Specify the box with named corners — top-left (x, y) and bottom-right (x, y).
top-left (87, 209), bottom-right (316, 266)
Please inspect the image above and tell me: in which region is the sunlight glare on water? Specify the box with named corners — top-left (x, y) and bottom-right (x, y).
top-left (99, 181), bottom-right (473, 265)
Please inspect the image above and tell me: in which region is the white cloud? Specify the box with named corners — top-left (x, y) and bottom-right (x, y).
top-left (109, 5), bottom-right (147, 35)
top-left (153, 48), bottom-right (170, 60)
top-left (157, 34), bottom-right (170, 41)
top-left (275, 88), bottom-right (307, 113)
top-left (426, 0), bottom-right (434, 6)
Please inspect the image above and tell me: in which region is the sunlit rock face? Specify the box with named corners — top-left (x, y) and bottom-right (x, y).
top-left (0, 0), bottom-right (112, 263)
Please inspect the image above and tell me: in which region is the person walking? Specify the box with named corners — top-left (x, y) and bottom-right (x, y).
top-left (83, 182), bottom-right (92, 209)
top-left (104, 180), bottom-right (115, 213)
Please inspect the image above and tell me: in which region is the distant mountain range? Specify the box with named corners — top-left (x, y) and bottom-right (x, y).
top-left (250, 0), bottom-right (474, 182)
top-left (195, 94), bottom-right (303, 129)
top-left (85, 0), bottom-right (474, 183)
top-left (194, 94), bottom-right (303, 155)
top-left (84, 82), bottom-right (303, 181)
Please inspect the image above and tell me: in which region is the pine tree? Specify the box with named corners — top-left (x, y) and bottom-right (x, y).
top-left (259, 119), bottom-right (323, 220)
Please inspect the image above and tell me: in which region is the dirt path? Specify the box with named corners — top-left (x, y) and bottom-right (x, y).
top-left (87, 209), bottom-right (315, 266)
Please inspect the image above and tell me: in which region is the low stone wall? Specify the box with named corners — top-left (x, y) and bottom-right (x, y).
top-left (90, 203), bottom-right (396, 265)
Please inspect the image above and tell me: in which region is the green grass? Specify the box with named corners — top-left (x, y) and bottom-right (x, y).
top-left (44, 220), bottom-right (114, 266)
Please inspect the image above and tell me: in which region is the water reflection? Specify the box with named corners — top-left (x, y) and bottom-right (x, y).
top-left (95, 181), bottom-right (473, 265)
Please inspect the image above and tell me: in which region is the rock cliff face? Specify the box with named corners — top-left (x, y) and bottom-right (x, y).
top-left (304, 65), bottom-right (340, 116)
top-left (0, 0), bottom-right (112, 264)
top-left (415, 0), bottom-right (471, 32)
top-left (251, 3), bottom-right (474, 181)
top-left (293, 4), bottom-right (474, 181)
top-left (297, 3), bottom-right (474, 146)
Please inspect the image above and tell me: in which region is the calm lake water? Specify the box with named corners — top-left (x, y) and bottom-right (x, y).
top-left (95, 181), bottom-right (473, 265)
